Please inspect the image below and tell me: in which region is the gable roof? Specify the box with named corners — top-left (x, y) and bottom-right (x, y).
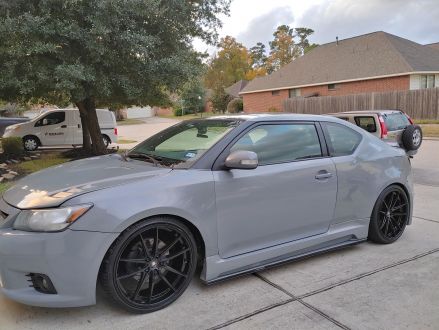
top-left (426, 42), bottom-right (439, 51)
top-left (225, 80), bottom-right (248, 98)
top-left (241, 32), bottom-right (439, 94)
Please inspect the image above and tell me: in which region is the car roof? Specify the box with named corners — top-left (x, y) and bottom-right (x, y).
top-left (205, 113), bottom-right (344, 123)
top-left (329, 110), bottom-right (403, 115)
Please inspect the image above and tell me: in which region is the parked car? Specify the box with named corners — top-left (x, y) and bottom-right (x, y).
top-left (0, 117), bottom-right (30, 137)
top-left (328, 110), bottom-right (422, 153)
top-left (0, 114), bottom-right (413, 313)
top-left (3, 108), bottom-right (117, 151)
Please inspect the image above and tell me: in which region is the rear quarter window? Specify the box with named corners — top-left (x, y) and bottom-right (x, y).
top-left (324, 122), bottom-right (362, 157)
top-left (354, 116), bottom-right (377, 133)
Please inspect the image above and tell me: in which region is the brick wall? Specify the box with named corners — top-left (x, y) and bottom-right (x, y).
top-left (243, 75), bottom-right (410, 113)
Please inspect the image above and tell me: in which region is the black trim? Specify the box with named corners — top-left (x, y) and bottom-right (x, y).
top-left (204, 238), bottom-right (366, 285)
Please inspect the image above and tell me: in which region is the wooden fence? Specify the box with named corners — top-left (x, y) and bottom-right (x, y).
top-left (283, 88), bottom-right (439, 119)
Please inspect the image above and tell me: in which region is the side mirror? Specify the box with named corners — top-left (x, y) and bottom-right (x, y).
top-left (224, 150), bottom-right (258, 170)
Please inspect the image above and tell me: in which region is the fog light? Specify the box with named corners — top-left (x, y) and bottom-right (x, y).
top-left (27, 273), bottom-right (57, 294)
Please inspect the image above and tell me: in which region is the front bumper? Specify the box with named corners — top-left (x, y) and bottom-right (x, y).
top-left (0, 201), bottom-right (118, 307)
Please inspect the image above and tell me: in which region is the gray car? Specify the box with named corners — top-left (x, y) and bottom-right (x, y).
top-left (0, 114), bottom-right (413, 313)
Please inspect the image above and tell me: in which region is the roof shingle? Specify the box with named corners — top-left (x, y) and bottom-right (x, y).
top-left (241, 32), bottom-right (439, 94)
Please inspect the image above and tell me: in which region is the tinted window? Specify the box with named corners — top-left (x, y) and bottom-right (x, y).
top-left (231, 124), bottom-right (322, 165)
top-left (35, 112), bottom-right (65, 127)
top-left (354, 116), bottom-right (377, 132)
top-left (325, 122), bottom-right (362, 157)
top-left (382, 112), bottom-right (410, 131)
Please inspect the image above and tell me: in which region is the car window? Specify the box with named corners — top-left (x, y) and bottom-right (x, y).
top-left (35, 112), bottom-right (65, 127)
top-left (354, 116), bottom-right (376, 133)
top-left (382, 112), bottom-right (410, 131)
top-left (230, 123), bottom-right (322, 165)
top-left (324, 122), bottom-right (362, 157)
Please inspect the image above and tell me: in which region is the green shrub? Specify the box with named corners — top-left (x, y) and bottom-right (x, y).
top-left (173, 105), bottom-right (183, 117)
top-left (2, 137), bottom-right (24, 156)
top-left (227, 98), bottom-right (243, 113)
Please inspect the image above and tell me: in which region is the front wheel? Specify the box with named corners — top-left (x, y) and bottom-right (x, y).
top-left (100, 217), bottom-right (197, 313)
top-left (23, 136), bottom-right (39, 151)
top-left (368, 185), bottom-right (410, 244)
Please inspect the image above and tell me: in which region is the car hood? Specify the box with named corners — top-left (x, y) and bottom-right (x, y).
top-left (3, 154), bottom-right (171, 209)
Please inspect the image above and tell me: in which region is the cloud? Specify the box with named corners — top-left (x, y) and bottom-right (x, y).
top-left (236, 6), bottom-right (295, 48)
top-left (297, 0), bottom-right (439, 45)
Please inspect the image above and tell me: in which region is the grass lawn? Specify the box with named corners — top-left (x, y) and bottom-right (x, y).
top-left (117, 139), bottom-right (137, 144)
top-left (414, 119), bottom-right (439, 125)
top-left (420, 124), bottom-right (439, 138)
top-left (117, 118), bottom-right (145, 126)
top-left (0, 182), bottom-right (12, 194)
top-left (9, 153), bottom-right (71, 176)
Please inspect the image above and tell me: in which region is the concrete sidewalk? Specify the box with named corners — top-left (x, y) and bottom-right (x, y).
top-left (0, 142), bottom-right (438, 329)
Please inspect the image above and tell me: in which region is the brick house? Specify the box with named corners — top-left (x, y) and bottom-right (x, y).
top-left (240, 32), bottom-right (439, 113)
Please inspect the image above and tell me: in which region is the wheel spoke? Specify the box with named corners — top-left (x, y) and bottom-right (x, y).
top-left (152, 227), bottom-right (159, 256)
top-left (148, 270), bottom-right (155, 302)
top-left (139, 234), bottom-right (153, 260)
top-left (117, 268), bottom-right (146, 280)
top-left (393, 212), bottom-right (407, 217)
top-left (392, 203), bottom-right (407, 212)
top-left (158, 272), bottom-right (176, 292)
top-left (159, 235), bottom-right (181, 257)
top-left (379, 217), bottom-right (388, 230)
top-left (120, 258), bottom-right (148, 263)
top-left (164, 265), bottom-right (187, 278)
top-left (132, 271), bottom-right (149, 300)
top-left (162, 248), bottom-right (190, 262)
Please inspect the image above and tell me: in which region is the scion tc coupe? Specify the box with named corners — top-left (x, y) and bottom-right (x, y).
top-left (0, 114), bottom-right (413, 313)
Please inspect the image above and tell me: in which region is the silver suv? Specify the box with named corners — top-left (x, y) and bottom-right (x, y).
top-left (328, 110), bottom-right (422, 153)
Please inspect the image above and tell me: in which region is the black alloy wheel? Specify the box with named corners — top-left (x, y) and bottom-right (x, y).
top-left (368, 185), bottom-right (410, 244)
top-left (100, 217), bottom-right (197, 313)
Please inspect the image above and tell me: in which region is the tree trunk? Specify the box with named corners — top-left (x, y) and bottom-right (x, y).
top-left (76, 101), bottom-right (91, 152)
top-left (76, 97), bottom-right (107, 155)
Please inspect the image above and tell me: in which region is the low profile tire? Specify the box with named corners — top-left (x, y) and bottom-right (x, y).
top-left (100, 217), bottom-right (198, 313)
top-left (401, 125), bottom-right (422, 151)
top-left (368, 185), bottom-right (410, 244)
top-left (23, 136), bottom-right (39, 151)
top-left (103, 135), bottom-right (111, 148)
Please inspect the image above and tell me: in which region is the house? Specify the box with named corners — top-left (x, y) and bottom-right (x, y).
top-left (225, 80), bottom-right (248, 98)
top-left (240, 31), bottom-right (439, 113)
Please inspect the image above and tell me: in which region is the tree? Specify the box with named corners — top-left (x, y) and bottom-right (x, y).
top-left (181, 79), bottom-right (205, 115)
top-left (0, 0), bottom-right (230, 155)
top-left (210, 86), bottom-right (231, 113)
top-left (267, 25), bottom-right (316, 72)
top-left (249, 42), bottom-right (268, 69)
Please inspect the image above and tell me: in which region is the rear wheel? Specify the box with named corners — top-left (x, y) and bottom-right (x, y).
top-left (368, 185), bottom-right (410, 244)
top-left (103, 135), bottom-right (111, 148)
top-left (100, 217), bottom-right (197, 313)
top-left (23, 136), bottom-right (39, 151)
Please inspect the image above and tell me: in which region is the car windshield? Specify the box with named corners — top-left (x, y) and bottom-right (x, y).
top-left (128, 119), bottom-right (240, 168)
top-left (382, 112), bottom-right (410, 131)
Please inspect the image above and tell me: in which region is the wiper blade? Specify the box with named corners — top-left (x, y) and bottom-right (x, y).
top-left (127, 153), bottom-right (162, 167)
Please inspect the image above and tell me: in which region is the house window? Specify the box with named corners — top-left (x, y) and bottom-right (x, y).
top-left (272, 90), bottom-right (280, 96)
top-left (288, 88), bottom-right (301, 98)
top-left (328, 83), bottom-right (338, 91)
top-left (420, 75), bottom-right (435, 89)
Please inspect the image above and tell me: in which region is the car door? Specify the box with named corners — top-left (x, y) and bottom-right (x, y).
top-left (34, 111), bottom-right (67, 146)
top-left (70, 110), bottom-right (83, 145)
top-left (213, 122), bottom-right (337, 258)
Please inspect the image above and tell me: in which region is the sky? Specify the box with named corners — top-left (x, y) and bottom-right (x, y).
top-left (194, 0), bottom-right (439, 54)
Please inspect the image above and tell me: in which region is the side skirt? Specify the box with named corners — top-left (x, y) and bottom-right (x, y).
top-left (203, 238), bottom-right (366, 285)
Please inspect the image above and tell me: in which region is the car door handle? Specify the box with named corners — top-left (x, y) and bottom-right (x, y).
top-left (61, 125), bottom-right (67, 128)
top-left (315, 171), bottom-right (333, 180)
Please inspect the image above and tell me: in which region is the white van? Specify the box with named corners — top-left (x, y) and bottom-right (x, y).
top-left (3, 108), bottom-right (117, 151)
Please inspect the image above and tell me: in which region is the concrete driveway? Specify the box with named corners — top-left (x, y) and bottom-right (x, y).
top-left (1, 138), bottom-right (439, 329)
top-left (115, 117), bottom-right (180, 150)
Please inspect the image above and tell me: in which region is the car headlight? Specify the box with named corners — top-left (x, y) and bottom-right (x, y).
top-left (13, 204), bottom-right (92, 232)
